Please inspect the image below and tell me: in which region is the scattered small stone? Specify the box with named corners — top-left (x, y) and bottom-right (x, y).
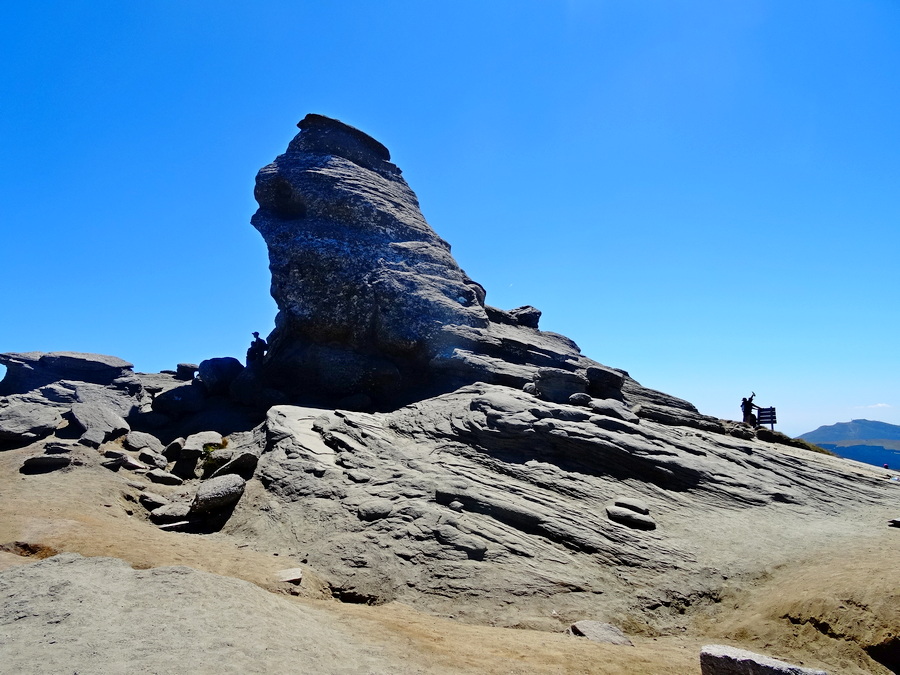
top-left (146, 469), bottom-right (183, 485)
top-left (164, 437), bottom-right (185, 461)
top-left (567, 621), bottom-right (633, 646)
top-left (448, 500), bottom-right (464, 512)
top-left (150, 502), bottom-right (192, 524)
top-left (346, 470), bottom-right (371, 483)
top-left (138, 449), bottom-right (168, 470)
top-left (139, 492), bottom-right (170, 510)
top-left (124, 430), bottom-right (165, 455)
top-left (568, 392), bottom-right (593, 406)
top-left (700, 644), bottom-right (828, 675)
top-left (43, 441), bottom-right (75, 454)
top-left (120, 455), bottom-right (148, 472)
top-left (357, 499), bottom-right (393, 521)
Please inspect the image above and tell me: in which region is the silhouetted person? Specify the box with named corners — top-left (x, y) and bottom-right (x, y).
top-left (741, 392), bottom-right (760, 427)
top-left (247, 331), bottom-right (268, 365)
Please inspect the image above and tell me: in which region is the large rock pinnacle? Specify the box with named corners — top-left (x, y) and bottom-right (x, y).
top-left (251, 114), bottom-right (489, 405)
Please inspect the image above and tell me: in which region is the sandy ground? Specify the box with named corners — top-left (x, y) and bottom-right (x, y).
top-left (1, 441), bottom-right (897, 674)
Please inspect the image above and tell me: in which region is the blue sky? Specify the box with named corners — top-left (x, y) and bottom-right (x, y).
top-left (2, 1), bottom-right (898, 437)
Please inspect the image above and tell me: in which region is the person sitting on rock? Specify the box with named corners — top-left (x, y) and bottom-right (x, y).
top-left (741, 392), bottom-right (760, 427)
top-left (246, 332), bottom-right (268, 365)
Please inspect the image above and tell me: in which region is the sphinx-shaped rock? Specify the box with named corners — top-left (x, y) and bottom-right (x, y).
top-left (251, 114), bottom-right (488, 404)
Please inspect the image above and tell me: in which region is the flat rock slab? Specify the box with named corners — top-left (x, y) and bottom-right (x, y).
top-left (274, 568), bottom-right (304, 584)
top-left (700, 644), bottom-right (828, 675)
top-left (146, 469), bottom-right (183, 485)
top-left (124, 430), bottom-right (164, 455)
top-left (20, 454), bottom-right (72, 474)
top-left (567, 621), bottom-right (633, 646)
top-left (0, 403), bottom-right (61, 445)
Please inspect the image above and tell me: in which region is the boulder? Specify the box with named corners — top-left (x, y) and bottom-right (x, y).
top-left (190, 474), bottom-right (246, 515)
top-left (163, 437), bottom-right (185, 461)
top-left (508, 305), bottom-right (541, 328)
top-left (151, 382), bottom-right (207, 416)
top-left (0, 403), bottom-right (61, 446)
top-left (700, 644), bottom-right (828, 675)
top-left (137, 449), bottom-right (168, 470)
top-left (68, 402), bottom-right (129, 448)
top-left (138, 492), bottom-right (170, 510)
top-left (175, 363), bottom-right (199, 380)
top-left (150, 502), bottom-right (192, 524)
top-left (146, 469), bottom-right (183, 486)
top-left (197, 357), bottom-right (244, 395)
top-left (124, 431), bottom-right (164, 455)
top-left (566, 621), bottom-right (633, 646)
top-left (357, 499), bottom-right (394, 521)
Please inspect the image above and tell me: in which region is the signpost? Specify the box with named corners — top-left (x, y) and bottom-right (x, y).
top-left (757, 407), bottom-right (777, 430)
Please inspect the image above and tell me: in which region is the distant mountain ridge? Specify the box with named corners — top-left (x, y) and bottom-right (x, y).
top-left (798, 419), bottom-right (900, 468)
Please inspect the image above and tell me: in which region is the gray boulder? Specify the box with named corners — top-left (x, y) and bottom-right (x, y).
top-left (190, 474), bottom-right (246, 515)
top-left (20, 453), bottom-right (72, 473)
top-left (700, 644), bottom-right (828, 674)
top-left (124, 431), bottom-right (164, 455)
top-left (151, 382), bottom-right (207, 416)
top-left (138, 449), bottom-right (168, 470)
top-left (0, 403), bottom-right (61, 446)
top-left (69, 402), bottom-right (129, 448)
top-left (146, 469), bottom-right (183, 486)
top-left (508, 305), bottom-right (542, 328)
top-left (150, 502), bottom-right (192, 524)
top-left (198, 357), bottom-right (244, 395)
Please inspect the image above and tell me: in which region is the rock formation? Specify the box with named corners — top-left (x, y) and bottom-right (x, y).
top-left (0, 115), bottom-right (897, 674)
top-left (247, 114), bottom-right (649, 410)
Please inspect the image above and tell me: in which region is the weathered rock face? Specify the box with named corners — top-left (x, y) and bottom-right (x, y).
top-left (232, 385), bottom-right (896, 629)
top-left (0, 352), bottom-right (145, 449)
top-left (251, 114), bottom-right (489, 403)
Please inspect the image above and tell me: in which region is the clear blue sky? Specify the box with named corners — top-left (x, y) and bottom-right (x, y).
top-left (2, 1), bottom-right (898, 437)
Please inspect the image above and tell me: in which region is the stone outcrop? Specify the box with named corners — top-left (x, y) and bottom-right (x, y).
top-left (700, 644), bottom-right (828, 675)
top-left (246, 114), bottom-right (679, 411)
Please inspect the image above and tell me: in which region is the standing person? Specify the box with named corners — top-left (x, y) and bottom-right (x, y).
top-left (741, 392), bottom-right (760, 427)
top-left (246, 332), bottom-right (268, 365)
